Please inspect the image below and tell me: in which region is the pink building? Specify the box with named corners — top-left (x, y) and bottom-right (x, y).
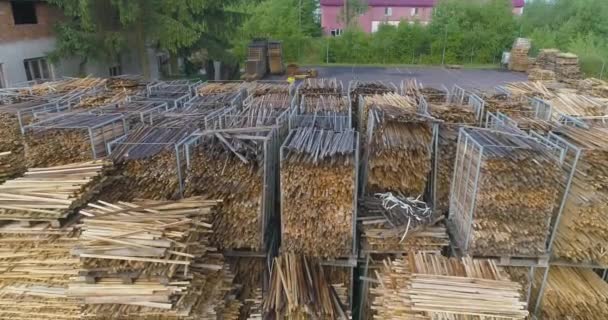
top-left (320, 0), bottom-right (525, 35)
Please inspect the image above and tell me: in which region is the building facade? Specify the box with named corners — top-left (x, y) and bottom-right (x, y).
top-left (0, 1), bottom-right (165, 87)
top-left (321, 0), bottom-right (525, 35)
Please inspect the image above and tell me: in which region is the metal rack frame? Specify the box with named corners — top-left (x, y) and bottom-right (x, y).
top-left (90, 100), bottom-right (172, 127)
top-left (279, 129), bottom-right (360, 261)
top-left (289, 94), bottom-right (352, 131)
top-left (25, 112), bottom-right (127, 159)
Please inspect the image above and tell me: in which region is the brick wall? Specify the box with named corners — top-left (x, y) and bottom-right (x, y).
top-left (0, 1), bottom-right (63, 43)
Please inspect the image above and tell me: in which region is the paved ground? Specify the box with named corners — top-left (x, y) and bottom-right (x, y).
top-left (285, 66), bottom-right (527, 92)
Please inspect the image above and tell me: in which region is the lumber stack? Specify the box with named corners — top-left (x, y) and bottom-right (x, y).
top-left (578, 77), bottom-right (608, 98)
top-left (299, 78), bottom-right (343, 96)
top-left (451, 128), bottom-right (563, 256)
top-left (197, 82), bottom-right (245, 95)
top-left (223, 93), bottom-right (292, 128)
top-left (502, 81), bottom-right (554, 100)
top-left (108, 126), bottom-right (192, 201)
top-left (24, 114), bottom-right (126, 167)
top-left (264, 254), bottom-right (351, 319)
top-left (70, 197), bottom-right (242, 319)
top-left (528, 68), bottom-right (556, 82)
top-left (358, 194), bottom-right (449, 253)
top-left (0, 160), bottom-right (110, 225)
top-left (549, 92), bottom-right (608, 119)
top-left (555, 52), bottom-right (582, 80)
top-left (509, 38), bottom-right (532, 72)
top-left (0, 151), bottom-right (25, 183)
top-left (349, 81), bottom-right (395, 101)
top-left (251, 81), bottom-right (291, 96)
top-left (281, 129), bottom-right (356, 258)
top-left (0, 222), bottom-right (82, 320)
top-left (429, 104), bottom-right (478, 215)
top-left (372, 252), bottom-right (528, 319)
top-left (484, 96), bottom-right (532, 117)
top-left (552, 126), bottom-right (608, 266)
top-left (538, 267), bottom-right (608, 319)
top-left (533, 48), bottom-right (560, 71)
top-left (365, 94), bottom-right (433, 196)
top-left (185, 136), bottom-right (268, 251)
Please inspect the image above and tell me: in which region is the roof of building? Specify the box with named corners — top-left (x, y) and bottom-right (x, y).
top-left (320, 0), bottom-right (525, 8)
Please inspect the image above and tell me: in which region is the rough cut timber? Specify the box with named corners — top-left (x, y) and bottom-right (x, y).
top-left (264, 254), bottom-right (351, 320)
top-left (364, 94), bottom-right (434, 197)
top-left (185, 127), bottom-right (278, 252)
top-left (292, 94), bottom-right (351, 131)
top-left (281, 128), bottom-right (357, 258)
top-left (450, 128), bottom-right (563, 256)
top-left (548, 93), bottom-right (608, 120)
top-left (509, 38), bottom-right (531, 72)
top-left (0, 160), bottom-right (111, 225)
top-left (107, 126), bottom-right (192, 201)
top-left (223, 93), bottom-right (292, 128)
top-left (428, 103), bottom-right (478, 216)
top-left (250, 81), bottom-right (292, 96)
top-left (24, 113), bottom-right (127, 167)
top-left (0, 151), bottom-right (25, 183)
top-left (358, 194), bottom-right (449, 254)
top-left (71, 197), bottom-right (242, 319)
top-left (551, 126), bottom-right (608, 266)
top-left (299, 78), bottom-right (343, 96)
top-left (537, 267), bottom-right (608, 319)
top-left (372, 252), bottom-right (529, 319)
top-left (197, 81), bottom-right (247, 96)
top-left (0, 222), bottom-right (82, 320)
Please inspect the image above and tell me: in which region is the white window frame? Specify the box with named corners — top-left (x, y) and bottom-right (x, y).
top-left (412, 7), bottom-right (419, 16)
top-left (109, 65), bottom-right (123, 77)
top-left (0, 63), bottom-right (6, 89)
top-left (23, 57), bottom-right (50, 81)
top-left (385, 7), bottom-right (392, 16)
top-left (330, 29), bottom-right (343, 37)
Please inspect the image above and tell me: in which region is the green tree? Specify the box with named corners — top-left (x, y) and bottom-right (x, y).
top-left (48, 0), bottom-right (243, 78)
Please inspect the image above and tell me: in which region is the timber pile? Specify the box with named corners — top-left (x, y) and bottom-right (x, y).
top-left (299, 78), bottom-right (343, 96)
top-left (251, 81), bottom-right (291, 96)
top-left (0, 160), bottom-right (110, 225)
top-left (503, 267), bottom-right (532, 300)
top-left (365, 96), bottom-right (433, 196)
top-left (484, 96), bottom-right (532, 117)
top-left (372, 252), bottom-right (528, 319)
top-left (402, 79), bottom-right (447, 103)
top-left (293, 95), bottom-right (351, 130)
top-left (228, 257), bottom-right (265, 319)
top-left (281, 129), bottom-right (356, 258)
top-left (578, 78), bottom-right (608, 98)
top-left (533, 48), bottom-right (560, 70)
top-left (264, 254), bottom-right (351, 319)
top-left (70, 197), bottom-right (243, 319)
top-left (538, 267), bottom-right (608, 319)
top-left (184, 131), bottom-right (269, 251)
top-left (428, 103), bottom-right (477, 215)
top-left (549, 93), bottom-right (608, 119)
top-left (349, 81), bottom-right (395, 101)
top-left (24, 113), bottom-right (126, 167)
top-left (222, 93), bottom-right (292, 128)
top-left (245, 288), bottom-right (263, 320)
top-left (301, 94), bottom-right (349, 113)
top-left (509, 38), bottom-right (532, 72)
top-left (197, 82), bottom-right (245, 95)
top-left (0, 222), bottom-right (82, 320)
top-left (108, 126), bottom-right (192, 201)
top-left (92, 100), bottom-right (169, 127)
top-left (552, 126), bottom-right (608, 265)
top-left (452, 128), bottom-right (563, 256)
top-left (555, 52), bottom-right (582, 80)
top-left (0, 151), bottom-right (25, 183)
top-left (358, 194), bottom-right (449, 253)
top-left (503, 81), bottom-right (554, 99)
top-left (528, 68), bottom-right (556, 82)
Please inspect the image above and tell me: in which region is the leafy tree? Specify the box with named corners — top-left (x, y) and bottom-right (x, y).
top-left (48, 0), bottom-right (243, 78)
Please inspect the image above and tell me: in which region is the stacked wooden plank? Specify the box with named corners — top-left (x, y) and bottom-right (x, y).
top-left (0, 222), bottom-right (82, 320)
top-left (509, 38), bottom-right (532, 72)
top-left (292, 94), bottom-right (351, 131)
top-left (484, 95), bottom-right (532, 117)
top-left (184, 129), bottom-right (274, 251)
top-left (528, 68), bottom-right (556, 82)
top-left (358, 194), bottom-right (449, 253)
top-left (537, 267), bottom-right (608, 319)
top-left (450, 128), bottom-right (563, 256)
top-left (223, 93), bottom-right (292, 128)
top-left (555, 52), bottom-right (582, 80)
top-left (578, 77), bottom-right (608, 98)
top-left (0, 160), bottom-right (111, 225)
top-left (299, 78), bottom-right (343, 96)
top-left (533, 48), bottom-right (560, 71)
top-left (350, 81), bottom-right (396, 127)
top-left (0, 151), bottom-right (25, 183)
top-left (251, 81), bottom-right (291, 96)
top-left (549, 93), bottom-right (608, 119)
top-left (197, 82), bottom-right (246, 95)
top-left (108, 126), bottom-right (192, 201)
top-left (264, 254), bottom-right (350, 319)
top-left (502, 81), bottom-right (554, 100)
top-left (268, 42), bottom-right (284, 75)
top-left (372, 252), bottom-right (528, 319)
top-left (24, 113), bottom-right (126, 167)
top-left (281, 128), bottom-right (357, 258)
top-left (70, 197), bottom-right (242, 319)
top-left (552, 126), bottom-right (608, 266)
top-left (364, 94), bottom-right (433, 196)
top-left (429, 103), bottom-right (478, 215)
